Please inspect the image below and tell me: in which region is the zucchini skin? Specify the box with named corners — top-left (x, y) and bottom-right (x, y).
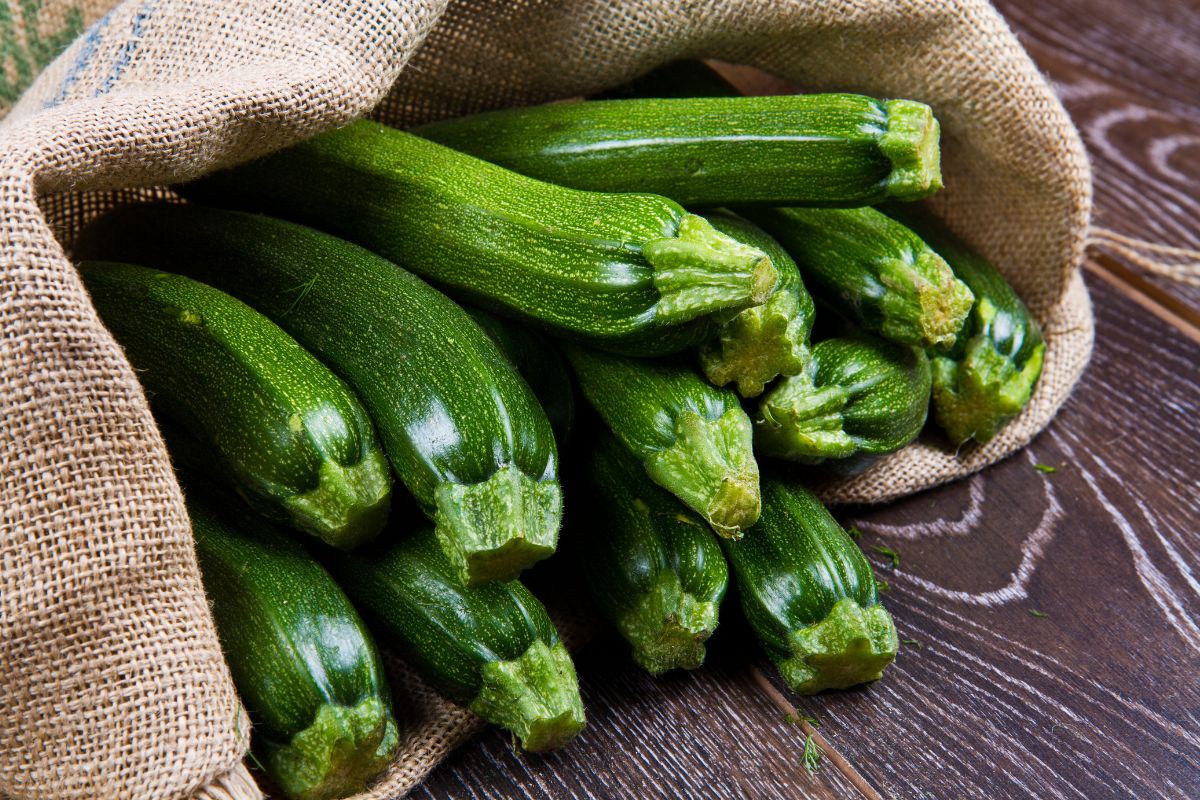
top-left (741, 205), bottom-right (975, 350)
top-left (80, 260), bottom-right (390, 550)
top-left (330, 527), bottom-right (585, 752)
top-left (722, 480), bottom-right (897, 694)
top-left (178, 120), bottom-right (778, 356)
top-left (415, 94), bottom-right (943, 206)
top-left (562, 345), bottom-right (760, 538)
top-left (885, 205), bottom-right (1046, 444)
top-left (187, 485), bottom-right (398, 800)
top-left (465, 307), bottom-right (576, 450)
top-left (756, 334), bottom-right (931, 470)
top-left (77, 203), bottom-right (561, 587)
top-left (579, 433), bottom-right (728, 675)
top-left (701, 210), bottom-right (815, 397)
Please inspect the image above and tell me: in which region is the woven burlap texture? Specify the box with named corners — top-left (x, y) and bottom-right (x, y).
top-left (0, 0), bottom-right (1092, 798)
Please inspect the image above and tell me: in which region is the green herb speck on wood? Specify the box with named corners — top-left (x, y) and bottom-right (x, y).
top-left (872, 544), bottom-right (900, 568)
top-left (1034, 463), bottom-right (1057, 474)
top-left (803, 733), bottom-right (824, 775)
top-left (1029, 609), bottom-right (1048, 618)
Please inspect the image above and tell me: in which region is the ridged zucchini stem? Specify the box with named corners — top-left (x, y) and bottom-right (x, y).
top-left (755, 375), bottom-right (857, 462)
top-left (644, 214), bottom-right (778, 325)
top-left (262, 698), bottom-right (399, 800)
top-left (619, 572), bottom-right (720, 675)
top-left (700, 287), bottom-right (812, 398)
top-left (879, 99), bottom-right (944, 201)
top-left (876, 247), bottom-right (975, 348)
top-left (932, 298), bottom-right (1047, 443)
top-left (777, 598), bottom-right (899, 695)
top-left (434, 465), bottom-right (562, 586)
top-left (645, 409), bottom-right (761, 538)
top-left (469, 640), bottom-right (586, 752)
top-left (283, 450), bottom-right (393, 551)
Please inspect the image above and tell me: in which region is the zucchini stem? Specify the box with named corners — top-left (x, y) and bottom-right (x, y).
top-left (880, 99), bottom-right (944, 201)
top-left (281, 449), bottom-right (393, 551)
top-left (470, 640), bottom-right (586, 752)
top-left (618, 572), bottom-right (720, 675)
top-left (699, 287), bottom-right (812, 398)
top-left (645, 214), bottom-right (778, 325)
top-left (434, 465), bottom-right (562, 586)
top-left (755, 376), bottom-right (856, 462)
top-left (777, 598), bottom-right (899, 695)
top-left (876, 248), bottom-right (975, 349)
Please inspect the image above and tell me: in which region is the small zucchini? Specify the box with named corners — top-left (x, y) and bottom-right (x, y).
top-left (886, 206), bottom-right (1046, 444)
top-left (77, 204), bottom-right (560, 587)
top-left (80, 260), bottom-right (390, 550)
top-left (577, 433), bottom-right (728, 675)
top-left (330, 527), bottom-right (585, 752)
top-left (562, 345), bottom-right (760, 538)
top-left (415, 95), bottom-right (942, 206)
top-left (740, 206), bottom-right (975, 350)
top-left (179, 120), bottom-right (778, 356)
top-left (756, 334), bottom-right (931, 469)
top-left (722, 480), bottom-right (898, 694)
top-left (465, 307), bottom-right (576, 450)
top-left (186, 484), bottom-right (398, 800)
top-left (701, 210), bottom-right (815, 397)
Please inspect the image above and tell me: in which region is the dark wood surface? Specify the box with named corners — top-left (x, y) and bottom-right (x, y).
top-left (420, 2), bottom-right (1200, 798)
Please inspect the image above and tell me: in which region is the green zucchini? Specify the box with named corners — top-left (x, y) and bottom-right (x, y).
top-left (756, 334), bottom-right (931, 468)
top-left (562, 345), bottom-right (760, 538)
top-left (186, 484), bottom-right (398, 800)
top-left (577, 433), bottom-right (728, 675)
top-left (76, 203), bottom-right (560, 587)
top-left (722, 480), bottom-right (897, 694)
top-left (700, 210), bottom-right (815, 397)
top-left (415, 96), bottom-right (942, 207)
top-left (465, 307), bottom-right (576, 450)
top-left (885, 206), bottom-right (1046, 444)
top-left (80, 260), bottom-right (390, 550)
top-left (178, 120), bottom-right (778, 356)
top-left (740, 205), bottom-right (974, 350)
top-left (329, 527), bottom-right (585, 752)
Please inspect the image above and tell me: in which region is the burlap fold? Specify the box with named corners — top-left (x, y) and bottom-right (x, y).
top-left (0, 1), bottom-right (1091, 797)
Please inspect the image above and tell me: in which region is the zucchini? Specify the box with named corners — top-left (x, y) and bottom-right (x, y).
top-left (80, 260), bottom-right (390, 550)
top-left (700, 210), bottom-right (815, 397)
top-left (740, 205), bottom-right (975, 350)
top-left (415, 96), bottom-right (942, 206)
top-left (885, 205), bottom-right (1046, 444)
top-left (562, 345), bottom-right (760, 537)
top-left (756, 334), bottom-right (931, 469)
top-left (186, 484), bottom-right (398, 800)
top-left (329, 527), bottom-right (585, 752)
top-left (465, 307), bottom-right (576, 450)
top-left (577, 433), bottom-right (728, 675)
top-left (722, 480), bottom-right (898, 694)
top-left (178, 120), bottom-right (778, 356)
top-left (76, 203), bottom-right (560, 587)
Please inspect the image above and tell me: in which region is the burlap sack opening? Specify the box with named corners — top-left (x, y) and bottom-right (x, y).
top-left (1, 1), bottom-right (1092, 798)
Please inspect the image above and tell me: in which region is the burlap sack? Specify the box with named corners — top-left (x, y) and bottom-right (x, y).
top-left (0, 0), bottom-right (1093, 797)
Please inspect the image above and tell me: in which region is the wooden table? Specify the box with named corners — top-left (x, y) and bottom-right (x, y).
top-left (418, 2), bottom-right (1200, 797)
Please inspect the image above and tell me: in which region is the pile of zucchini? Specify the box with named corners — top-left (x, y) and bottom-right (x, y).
top-left (74, 60), bottom-right (1044, 798)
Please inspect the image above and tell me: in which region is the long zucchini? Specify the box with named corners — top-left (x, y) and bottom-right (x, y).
top-left (330, 527), bottom-right (585, 752)
top-left (77, 204), bottom-right (560, 586)
top-left (81, 260), bottom-right (390, 550)
top-left (577, 433), bottom-right (728, 674)
top-left (415, 95), bottom-right (942, 206)
top-left (562, 345), bottom-right (760, 538)
top-left (722, 480), bottom-right (898, 694)
top-left (756, 334), bottom-right (931, 469)
top-left (178, 120), bottom-right (778, 356)
top-left (701, 210), bottom-right (815, 397)
top-left (187, 484), bottom-right (398, 800)
top-left (885, 205), bottom-right (1046, 444)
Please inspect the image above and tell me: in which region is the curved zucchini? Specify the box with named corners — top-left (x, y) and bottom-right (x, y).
top-left (885, 206), bottom-right (1046, 444)
top-left (562, 345), bottom-right (760, 538)
top-left (722, 480), bottom-right (898, 694)
top-left (701, 210), bottom-right (815, 397)
top-left (178, 120), bottom-right (778, 356)
top-left (465, 308), bottom-right (576, 450)
top-left (756, 335), bottom-right (931, 469)
top-left (330, 527), bottom-right (585, 752)
top-left (740, 206), bottom-right (974, 350)
top-left (578, 433), bottom-right (728, 674)
top-left (81, 260), bottom-right (390, 549)
top-left (187, 485), bottom-right (398, 800)
top-left (77, 203), bottom-right (560, 587)
top-left (415, 96), bottom-right (942, 206)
